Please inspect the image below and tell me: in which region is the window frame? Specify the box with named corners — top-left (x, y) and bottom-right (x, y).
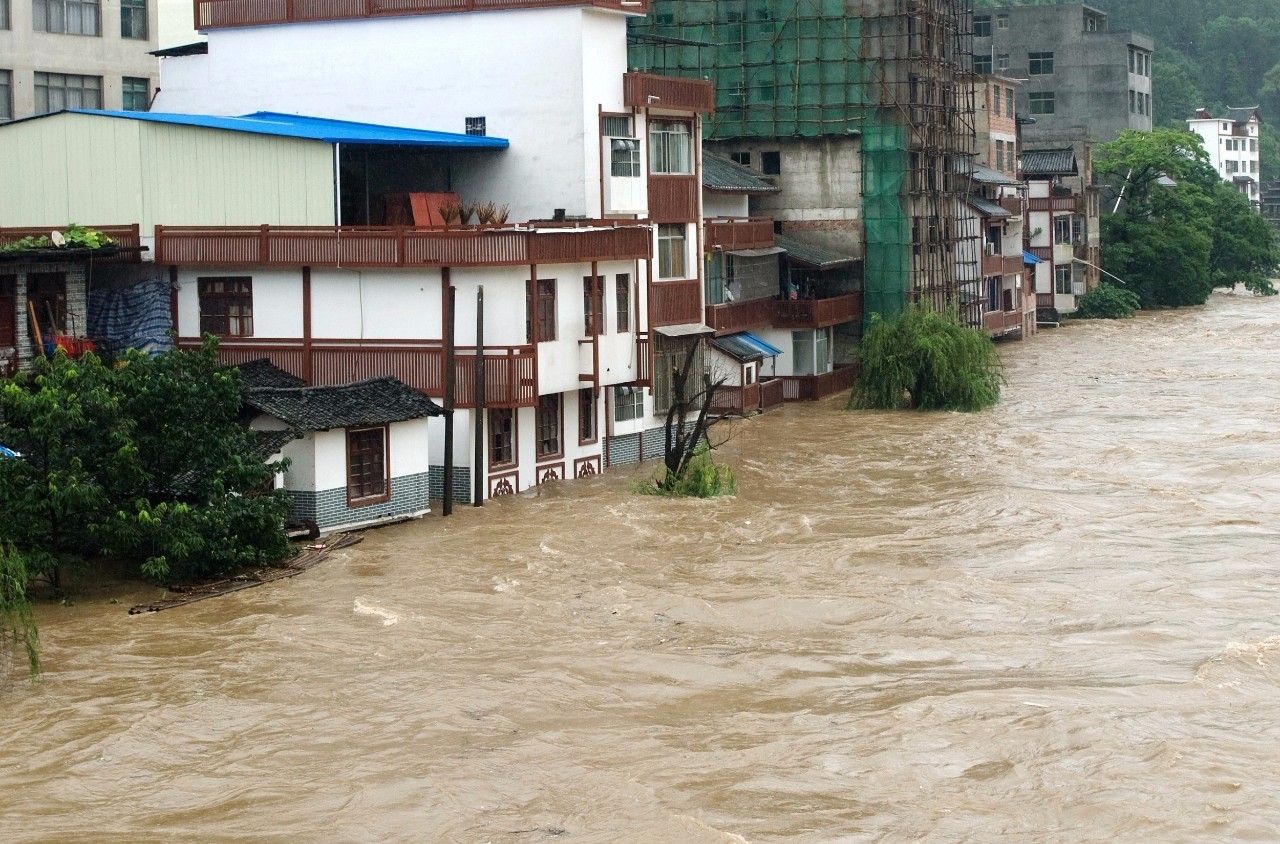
top-left (33, 0), bottom-right (100, 35)
top-left (613, 385), bottom-right (644, 422)
top-left (1054, 265), bottom-right (1073, 295)
top-left (198, 276), bottom-right (254, 337)
top-left (526, 278), bottom-right (557, 342)
top-left (973, 14), bottom-right (991, 38)
top-left (615, 273), bottom-right (631, 333)
top-left (657, 223), bottom-right (687, 280)
top-left (1053, 216), bottom-right (1072, 245)
top-left (488, 408), bottom-right (516, 469)
top-left (122, 76), bottom-right (148, 111)
top-left (578, 387), bottom-right (598, 444)
top-left (120, 0), bottom-right (146, 39)
top-left (346, 426), bottom-right (390, 506)
top-left (536, 393), bottom-right (563, 460)
top-left (1028, 52), bottom-right (1055, 76)
top-left (583, 275), bottom-right (604, 337)
top-left (28, 272), bottom-right (67, 334)
top-left (1029, 92), bottom-right (1055, 115)
top-left (33, 71), bottom-right (102, 113)
top-left (0, 70), bottom-right (11, 121)
top-left (648, 119), bottom-right (692, 175)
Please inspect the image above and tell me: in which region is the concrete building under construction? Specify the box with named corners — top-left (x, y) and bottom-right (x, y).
top-left (629, 0), bottom-right (977, 321)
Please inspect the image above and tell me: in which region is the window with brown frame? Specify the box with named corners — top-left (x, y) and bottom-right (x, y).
top-left (27, 273), bottom-right (67, 334)
top-left (198, 276), bottom-right (253, 337)
top-left (347, 426), bottom-right (388, 504)
top-left (579, 387), bottom-right (597, 444)
top-left (536, 394), bottom-right (562, 458)
top-left (525, 278), bottom-right (556, 342)
top-left (615, 274), bottom-right (631, 333)
top-left (489, 408), bottom-right (515, 467)
top-left (583, 276), bottom-right (604, 336)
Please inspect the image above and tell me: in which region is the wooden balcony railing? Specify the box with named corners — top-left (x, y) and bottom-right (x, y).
top-left (648, 175), bottom-right (699, 222)
top-left (0, 224), bottom-right (143, 263)
top-left (623, 72), bottom-right (715, 114)
top-left (154, 224), bottom-right (650, 268)
top-left (1028, 195), bottom-right (1083, 213)
top-left (635, 332), bottom-right (652, 386)
top-left (981, 252), bottom-right (1005, 277)
top-left (780, 364), bottom-right (859, 402)
top-left (982, 310), bottom-right (1023, 333)
top-left (704, 218), bottom-right (774, 251)
top-left (196, 0), bottom-right (648, 30)
top-left (705, 297), bottom-right (774, 335)
top-left (650, 278), bottom-right (702, 327)
top-left (711, 382), bottom-right (760, 416)
top-left (773, 293), bottom-right (862, 329)
top-left (179, 336), bottom-right (537, 408)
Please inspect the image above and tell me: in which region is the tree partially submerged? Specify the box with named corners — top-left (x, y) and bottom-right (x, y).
top-left (0, 542), bottom-right (39, 680)
top-left (850, 304), bottom-right (1003, 412)
top-left (1073, 282), bottom-right (1143, 320)
top-left (636, 338), bottom-right (736, 497)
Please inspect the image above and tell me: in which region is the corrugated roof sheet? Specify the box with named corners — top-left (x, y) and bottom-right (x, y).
top-left (968, 197), bottom-right (1010, 218)
top-left (38, 109), bottom-right (512, 148)
top-left (1022, 250), bottom-right (1043, 265)
top-left (775, 233), bottom-right (859, 270)
top-left (702, 152), bottom-right (781, 193)
top-left (243, 377), bottom-right (443, 430)
top-left (712, 332), bottom-right (782, 362)
top-left (958, 159), bottom-right (1022, 186)
top-left (1019, 148), bottom-right (1077, 177)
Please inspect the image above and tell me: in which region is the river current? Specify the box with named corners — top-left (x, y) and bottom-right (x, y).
top-left (4, 291), bottom-right (1280, 842)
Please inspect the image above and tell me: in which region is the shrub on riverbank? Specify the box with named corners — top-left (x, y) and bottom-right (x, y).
top-left (1073, 283), bottom-right (1142, 319)
top-left (850, 304), bottom-right (1003, 412)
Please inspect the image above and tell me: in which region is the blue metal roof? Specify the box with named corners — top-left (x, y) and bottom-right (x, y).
top-left (60, 109), bottom-right (510, 149)
top-left (713, 331), bottom-right (783, 361)
top-left (1023, 250), bottom-right (1043, 264)
top-left (738, 332), bottom-right (783, 357)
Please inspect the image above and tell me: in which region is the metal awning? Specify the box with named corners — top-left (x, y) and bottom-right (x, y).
top-left (655, 323), bottom-right (714, 337)
top-left (726, 246), bottom-right (786, 257)
top-left (968, 197), bottom-right (1011, 219)
top-left (774, 233), bottom-right (859, 270)
top-left (1023, 250), bottom-right (1043, 264)
top-left (711, 332), bottom-right (783, 362)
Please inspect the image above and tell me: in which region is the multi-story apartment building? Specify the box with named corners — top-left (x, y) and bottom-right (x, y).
top-left (1187, 107), bottom-right (1262, 209)
top-left (975, 4), bottom-right (1153, 146)
top-left (0, 0), bottom-right (158, 120)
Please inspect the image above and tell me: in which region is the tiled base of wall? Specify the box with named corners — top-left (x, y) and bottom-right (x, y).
top-left (605, 425), bottom-right (678, 467)
top-left (287, 471), bottom-right (431, 530)
top-left (428, 465), bottom-right (474, 504)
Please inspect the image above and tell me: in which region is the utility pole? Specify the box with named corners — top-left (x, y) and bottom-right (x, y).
top-left (442, 281), bottom-right (455, 516)
top-left (473, 286), bottom-right (485, 507)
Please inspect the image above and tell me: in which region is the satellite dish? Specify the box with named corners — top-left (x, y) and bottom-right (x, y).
top-left (50, 230), bottom-right (65, 247)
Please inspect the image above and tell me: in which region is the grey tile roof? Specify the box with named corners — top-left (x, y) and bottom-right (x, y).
top-left (775, 233), bottom-right (859, 270)
top-left (243, 377), bottom-right (443, 430)
top-left (237, 358), bottom-right (307, 389)
top-left (968, 197), bottom-right (1011, 218)
top-left (957, 158), bottom-right (1022, 186)
top-left (1019, 147), bottom-right (1077, 177)
top-left (250, 428), bottom-right (301, 459)
top-left (1226, 106), bottom-right (1262, 125)
top-left (702, 152), bottom-right (781, 193)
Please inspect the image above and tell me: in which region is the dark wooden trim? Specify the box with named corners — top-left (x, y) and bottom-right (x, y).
top-left (487, 406), bottom-right (518, 471)
top-left (196, 0), bottom-right (651, 31)
top-left (346, 424), bottom-right (391, 508)
top-left (301, 266), bottom-right (312, 383)
top-left (535, 392), bottom-right (565, 461)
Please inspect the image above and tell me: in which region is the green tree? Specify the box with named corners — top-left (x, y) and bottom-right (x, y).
top-left (1073, 282), bottom-right (1143, 319)
top-left (1205, 180), bottom-right (1280, 294)
top-left (1153, 54), bottom-right (1206, 129)
top-left (850, 304), bottom-right (1003, 412)
top-left (0, 542), bottom-right (39, 680)
top-left (1199, 17), bottom-right (1280, 108)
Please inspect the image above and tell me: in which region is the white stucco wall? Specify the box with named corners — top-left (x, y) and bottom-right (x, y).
top-left (704, 193), bottom-right (751, 219)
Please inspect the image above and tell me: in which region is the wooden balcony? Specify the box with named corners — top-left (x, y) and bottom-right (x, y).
top-left (648, 175), bottom-right (699, 222)
top-left (196, 0), bottom-right (648, 30)
top-left (650, 278), bottom-right (703, 327)
top-left (780, 364), bottom-right (859, 402)
top-left (623, 72), bottom-right (715, 114)
top-left (180, 336), bottom-right (537, 408)
top-left (635, 332), bottom-right (651, 386)
top-left (705, 297), bottom-right (774, 335)
top-left (982, 310), bottom-right (1023, 334)
top-left (704, 218), bottom-right (774, 251)
top-left (980, 252), bottom-right (1025, 277)
top-left (1000, 197), bottom-right (1024, 216)
top-left (772, 293), bottom-right (862, 330)
top-left (1028, 195), bottom-right (1084, 213)
top-left (0, 224), bottom-right (143, 263)
top-left (711, 377), bottom-right (786, 416)
top-left (154, 223), bottom-right (650, 268)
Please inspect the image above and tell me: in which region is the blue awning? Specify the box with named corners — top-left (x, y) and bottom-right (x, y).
top-left (1023, 250), bottom-right (1043, 264)
top-left (738, 332), bottom-right (783, 357)
top-left (713, 331), bottom-right (783, 362)
top-left (0, 444), bottom-right (20, 459)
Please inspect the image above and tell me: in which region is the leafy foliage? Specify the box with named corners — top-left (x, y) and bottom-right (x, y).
top-left (850, 304), bottom-right (1004, 412)
top-left (0, 542), bottom-right (39, 680)
top-left (1073, 283), bottom-right (1143, 319)
top-left (0, 224), bottom-right (116, 254)
top-left (0, 341), bottom-right (293, 587)
top-left (635, 443), bottom-right (738, 498)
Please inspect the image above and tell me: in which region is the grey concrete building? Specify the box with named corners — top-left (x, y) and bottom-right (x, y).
top-left (0, 0), bottom-right (159, 120)
top-left (974, 4), bottom-right (1153, 145)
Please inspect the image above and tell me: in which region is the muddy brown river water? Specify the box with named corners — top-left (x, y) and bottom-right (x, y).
top-left (5, 292), bottom-right (1280, 842)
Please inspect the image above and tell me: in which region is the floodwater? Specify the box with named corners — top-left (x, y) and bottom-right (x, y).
top-left (5, 292), bottom-right (1280, 842)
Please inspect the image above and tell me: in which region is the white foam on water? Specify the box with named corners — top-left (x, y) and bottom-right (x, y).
top-left (352, 599), bottom-right (399, 626)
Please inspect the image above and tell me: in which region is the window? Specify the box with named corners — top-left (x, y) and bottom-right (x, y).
top-left (198, 277), bottom-right (253, 336)
top-left (602, 115), bottom-right (632, 137)
top-left (1, 0), bottom-right (8, 29)
top-left (0, 70), bottom-right (10, 121)
top-left (995, 139), bottom-right (1005, 171)
top-left (122, 76), bottom-right (148, 111)
top-left (997, 53), bottom-right (1010, 72)
top-left (761, 150), bottom-right (781, 175)
top-left (583, 275), bottom-right (603, 336)
top-left (579, 388), bottom-right (597, 443)
top-left (28, 273), bottom-right (67, 333)
top-left (615, 274), bottom-right (631, 333)
top-left (489, 409), bottom-right (515, 467)
top-left (611, 138), bottom-right (640, 177)
top-left (536, 394), bottom-right (562, 458)
top-left (1145, 93), bottom-right (1151, 117)
top-left (1053, 216), bottom-right (1072, 245)
top-left (730, 151), bottom-right (750, 166)
top-left (996, 13), bottom-right (1008, 29)
top-left (33, 0), bottom-right (99, 34)
top-left (1005, 88), bottom-right (1014, 116)
top-left (649, 120), bottom-right (691, 174)
top-left (1128, 48), bottom-right (1135, 74)
top-left (120, 0), bottom-right (145, 38)
top-left (1028, 52), bottom-right (1054, 75)
top-left (973, 14), bottom-right (991, 37)
top-left (1054, 266), bottom-right (1073, 295)
top-left (974, 52), bottom-right (992, 75)
top-left (464, 116), bottom-right (486, 136)
top-left (613, 385), bottom-right (643, 422)
top-left (1252, 139), bottom-right (1259, 153)
top-left (347, 427), bottom-right (388, 503)
top-left (34, 72), bottom-right (102, 113)
top-left (1029, 92), bottom-right (1055, 115)
top-left (526, 278), bottom-right (556, 342)
top-left (1129, 90), bottom-right (1136, 114)
top-left (1137, 93), bottom-right (1145, 116)
top-left (992, 87), bottom-right (1000, 117)
top-left (791, 330), bottom-right (815, 376)
top-left (657, 223), bottom-right (686, 279)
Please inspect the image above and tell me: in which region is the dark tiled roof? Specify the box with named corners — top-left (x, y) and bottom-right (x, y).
top-left (1019, 147), bottom-right (1077, 177)
top-left (775, 233), bottom-right (859, 270)
top-left (237, 358), bottom-right (307, 389)
top-left (243, 377), bottom-right (443, 430)
top-left (968, 197), bottom-right (1010, 219)
top-left (1226, 106), bottom-right (1261, 125)
top-left (250, 429), bottom-right (301, 459)
top-left (957, 158), bottom-right (1022, 186)
top-left (702, 152), bottom-right (781, 193)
